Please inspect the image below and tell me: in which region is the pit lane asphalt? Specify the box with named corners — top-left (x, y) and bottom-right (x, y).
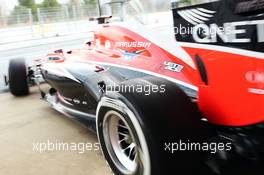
top-left (0, 87), bottom-right (111, 175)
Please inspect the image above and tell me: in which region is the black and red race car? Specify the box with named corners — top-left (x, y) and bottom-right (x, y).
top-left (6, 0), bottom-right (264, 175)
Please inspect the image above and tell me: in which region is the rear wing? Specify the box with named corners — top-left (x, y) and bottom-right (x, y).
top-left (172, 0), bottom-right (264, 53)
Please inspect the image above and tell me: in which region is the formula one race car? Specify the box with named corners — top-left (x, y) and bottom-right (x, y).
top-left (6, 0), bottom-right (264, 175)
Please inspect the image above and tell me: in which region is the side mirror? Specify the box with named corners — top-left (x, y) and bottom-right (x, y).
top-left (4, 75), bottom-right (8, 86)
top-left (90, 16), bottom-right (112, 24)
top-left (54, 49), bottom-right (63, 54)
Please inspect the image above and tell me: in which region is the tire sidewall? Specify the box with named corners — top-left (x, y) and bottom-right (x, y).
top-left (97, 103), bottom-right (155, 175)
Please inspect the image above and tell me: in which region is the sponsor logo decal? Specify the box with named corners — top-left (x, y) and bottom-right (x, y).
top-left (164, 61), bottom-right (184, 73)
top-left (177, 8), bottom-right (216, 25)
top-left (62, 96), bottom-right (89, 105)
top-left (95, 40), bottom-right (152, 49)
top-left (120, 49), bottom-right (146, 60)
top-left (191, 20), bottom-right (264, 43)
top-left (115, 41), bottom-right (151, 48)
top-left (246, 71), bottom-right (264, 84)
top-left (248, 88), bottom-right (264, 95)
top-left (173, 0), bottom-right (264, 53)
top-left (246, 71), bottom-right (264, 94)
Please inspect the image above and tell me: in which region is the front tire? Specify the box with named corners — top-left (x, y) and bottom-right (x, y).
top-left (8, 58), bottom-right (29, 96)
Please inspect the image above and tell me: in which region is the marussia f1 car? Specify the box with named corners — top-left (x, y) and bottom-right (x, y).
top-left (5, 0), bottom-right (264, 175)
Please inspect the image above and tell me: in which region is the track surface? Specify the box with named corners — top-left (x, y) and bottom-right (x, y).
top-left (0, 87), bottom-right (111, 175)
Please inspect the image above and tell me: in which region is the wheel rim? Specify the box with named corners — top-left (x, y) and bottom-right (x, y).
top-left (103, 110), bottom-right (141, 174)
